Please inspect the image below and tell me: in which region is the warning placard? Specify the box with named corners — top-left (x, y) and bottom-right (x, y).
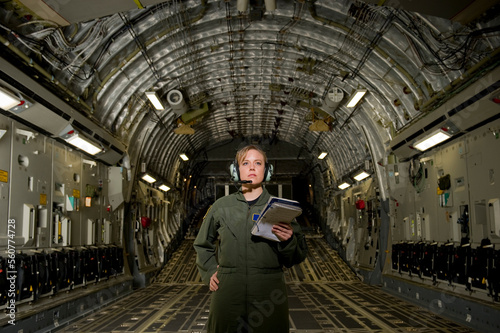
top-left (0, 170), bottom-right (8, 183)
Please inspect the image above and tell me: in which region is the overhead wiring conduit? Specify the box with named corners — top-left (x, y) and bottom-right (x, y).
top-left (308, 2), bottom-right (426, 109)
top-left (395, 47), bottom-right (500, 136)
top-left (309, 1), bottom-right (500, 140)
top-left (0, 34), bottom-right (94, 114)
top-left (119, 12), bottom-right (161, 81)
top-left (91, 0), bottom-right (208, 109)
top-left (361, 124), bottom-right (387, 201)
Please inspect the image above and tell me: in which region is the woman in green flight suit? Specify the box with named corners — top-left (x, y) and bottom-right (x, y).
top-left (194, 145), bottom-right (307, 333)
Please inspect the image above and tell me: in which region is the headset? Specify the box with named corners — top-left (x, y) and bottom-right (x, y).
top-left (229, 160), bottom-right (273, 182)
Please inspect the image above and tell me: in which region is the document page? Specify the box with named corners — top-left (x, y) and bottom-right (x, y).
top-left (251, 197), bottom-right (302, 242)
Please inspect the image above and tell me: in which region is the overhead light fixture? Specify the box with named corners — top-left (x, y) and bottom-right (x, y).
top-left (0, 86), bottom-right (21, 110)
top-left (413, 128), bottom-right (452, 151)
top-left (353, 171), bottom-right (370, 181)
top-left (145, 91), bottom-right (165, 110)
top-left (159, 184), bottom-right (170, 192)
top-left (237, 0), bottom-right (249, 11)
top-left (64, 132), bottom-right (103, 155)
top-left (264, 0), bottom-right (276, 11)
top-left (142, 174), bottom-right (156, 183)
top-left (180, 153), bottom-right (189, 161)
top-left (338, 182), bottom-right (351, 190)
top-left (318, 152), bottom-right (328, 159)
top-left (346, 89), bottom-right (367, 108)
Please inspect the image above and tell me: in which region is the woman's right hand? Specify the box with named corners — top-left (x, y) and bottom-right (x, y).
top-left (209, 269), bottom-right (219, 291)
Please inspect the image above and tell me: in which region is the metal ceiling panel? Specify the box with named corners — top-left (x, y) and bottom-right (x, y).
top-left (390, 65), bottom-right (500, 160)
top-left (22, 0), bottom-right (168, 25)
top-left (360, 0), bottom-right (500, 23)
top-left (1, 0), bottom-right (499, 190)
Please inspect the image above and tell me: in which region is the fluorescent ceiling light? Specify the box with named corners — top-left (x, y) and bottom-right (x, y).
top-left (0, 87), bottom-right (21, 110)
top-left (142, 174), bottom-right (156, 183)
top-left (318, 152), bottom-right (328, 159)
top-left (346, 89), bottom-right (367, 108)
top-left (145, 91), bottom-right (164, 110)
top-left (413, 129), bottom-right (452, 151)
top-left (338, 182), bottom-right (351, 190)
top-left (159, 184), bottom-right (170, 191)
top-left (265, 0), bottom-right (276, 11)
top-left (354, 171), bottom-right (370, 181)
top-left (180, 153), bottom-right (189, 161)
top-left (237, 0), bottom-right (249, 11)
top-left (65, 134), bottom-right (102, 155)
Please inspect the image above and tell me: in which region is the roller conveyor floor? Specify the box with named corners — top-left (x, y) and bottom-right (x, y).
top-left (54, 237), bottom-right (477, 332)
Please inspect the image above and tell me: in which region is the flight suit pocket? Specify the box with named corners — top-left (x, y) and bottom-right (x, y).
top-left (248, 240), bottom-right (281, 268)
top-left (215, 267), bottom-right (237, 292)
top-left (217, 224), bottom-right (239, 268)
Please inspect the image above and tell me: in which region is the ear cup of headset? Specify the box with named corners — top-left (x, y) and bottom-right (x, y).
top-left (229, 162), bottom-right (240, 181)
top-left (265, 163), bottom-right (274, 182)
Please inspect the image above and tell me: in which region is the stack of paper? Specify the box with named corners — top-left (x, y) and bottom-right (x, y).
top-left (251, 197), bottom-right (302, 242)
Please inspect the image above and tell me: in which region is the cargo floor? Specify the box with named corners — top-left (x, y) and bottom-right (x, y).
top-left (55, 237), bottom-right (477, 332)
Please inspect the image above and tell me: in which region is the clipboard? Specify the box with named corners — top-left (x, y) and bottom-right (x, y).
top-left (251, 197), bottom-right (302, 242)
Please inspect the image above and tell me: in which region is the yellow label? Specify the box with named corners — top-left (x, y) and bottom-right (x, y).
top-left (133, 0), bottom-right (145, 9)
top-left (0, 170), bottom-right (8, 183)
top-left (73, 189), bottom-right (80, 198)
top-left (40, 193), bottom-right (47, 205)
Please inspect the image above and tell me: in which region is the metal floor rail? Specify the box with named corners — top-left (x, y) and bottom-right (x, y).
top-left (54, 237), bottom-right (478, 332)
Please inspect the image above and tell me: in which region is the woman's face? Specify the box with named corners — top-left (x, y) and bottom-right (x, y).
top-left (239, 149), bottom-right (266, 185)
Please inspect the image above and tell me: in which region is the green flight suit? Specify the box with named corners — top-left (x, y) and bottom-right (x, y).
top-left (194, 188), bottom-right (307, 333)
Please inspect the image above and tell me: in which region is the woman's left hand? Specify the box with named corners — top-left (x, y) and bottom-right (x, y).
top-left (272, 222), bottom-right (294, 242)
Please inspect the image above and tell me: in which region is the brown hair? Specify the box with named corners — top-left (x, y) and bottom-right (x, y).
top-left (236, 145), bottom-right (267, 165)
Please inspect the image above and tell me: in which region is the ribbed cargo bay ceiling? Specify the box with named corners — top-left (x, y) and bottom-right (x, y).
top-left (1, 0), bottom-right (499, 189)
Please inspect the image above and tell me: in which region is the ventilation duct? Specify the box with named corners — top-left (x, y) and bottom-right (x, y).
top-left (322, 87), bottom-right (344, 117)
top-left (167, 89), bottom-right (188, 116)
